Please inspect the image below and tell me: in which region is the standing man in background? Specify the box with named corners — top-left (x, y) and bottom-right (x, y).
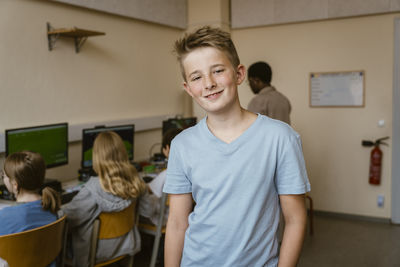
top-left (247, 61), bottom-right (292, 124)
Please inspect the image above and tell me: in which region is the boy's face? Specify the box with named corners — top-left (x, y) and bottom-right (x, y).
top-left (182, 47), bottom-right (245, 115)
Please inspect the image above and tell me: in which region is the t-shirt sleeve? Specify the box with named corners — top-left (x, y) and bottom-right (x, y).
top-left (163, 140), bottom-right (192, 194)
top-left (276, 133), bottom-right (311, 195)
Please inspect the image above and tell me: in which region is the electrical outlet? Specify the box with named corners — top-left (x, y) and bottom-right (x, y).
top-left (377, 195), bottom-right (384, 208)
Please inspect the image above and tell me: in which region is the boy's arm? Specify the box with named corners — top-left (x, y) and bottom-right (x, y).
top-left (165, 193), bottom-right (193, 267)
top-left (278, 194), bottom-right (307, 267)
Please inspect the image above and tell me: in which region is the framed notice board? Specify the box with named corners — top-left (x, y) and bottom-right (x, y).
top-left (310, 71), bottom-right (365, 107)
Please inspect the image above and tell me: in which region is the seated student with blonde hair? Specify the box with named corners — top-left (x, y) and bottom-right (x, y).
top-left (0, 151), bottom-right (61, 267)
top-left (62, 131), bottom-right (153, 267)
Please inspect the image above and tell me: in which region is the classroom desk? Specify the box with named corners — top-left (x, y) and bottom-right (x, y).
top-left (61, 179), bottom-right (85, 204)
top-left (0, 179), bottom-right (84, 209)
top-left (0, 167), bottom-right (161, 209)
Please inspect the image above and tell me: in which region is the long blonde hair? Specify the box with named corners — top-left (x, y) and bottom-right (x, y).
top-left (93, 131), bottom-right (146, 199)
top-left (4, 151), bottom-right (60, 213)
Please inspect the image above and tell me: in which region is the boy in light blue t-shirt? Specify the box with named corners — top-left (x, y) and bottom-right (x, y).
top-left (163, 26), bottom-right (310, 267)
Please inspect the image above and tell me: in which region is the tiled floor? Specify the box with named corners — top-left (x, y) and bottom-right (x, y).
top-left (299, 214), bottom-right (400, 267)
top-left (134, 214), bottom-right (400, 267)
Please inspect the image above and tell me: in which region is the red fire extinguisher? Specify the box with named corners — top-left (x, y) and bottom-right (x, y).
top-left (362, 136), bottom-right (389, 185)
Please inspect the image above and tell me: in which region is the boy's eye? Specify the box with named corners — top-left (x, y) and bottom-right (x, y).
top-left (214, 69), bottom-right (224, 74)
top-left (191, 76), bottom-right (201, 82)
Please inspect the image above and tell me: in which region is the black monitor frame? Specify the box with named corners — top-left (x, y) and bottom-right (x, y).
top-left (81, 124), bottom-right (135, 169)
top-left (5, 122), bottom-right (69, 169)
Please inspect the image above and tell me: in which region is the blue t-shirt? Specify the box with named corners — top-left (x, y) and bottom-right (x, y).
top-left (0, 200), bottom-right (57, 235)
top-left (163, 114), bottom-right (311, 267)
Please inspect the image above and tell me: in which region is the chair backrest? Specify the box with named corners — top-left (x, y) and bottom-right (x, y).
top-left (89, 200), bottom-right (137, 267)
top-left (0, 215), bottom-right (67, 267)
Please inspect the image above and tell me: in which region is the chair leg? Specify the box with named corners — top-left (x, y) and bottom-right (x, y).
top-left (149, 233), bottom-right (161, 267)
top-left (127, 255), bottom-right (134, 267)
top-left (306, 195), bottom-right (314, 235)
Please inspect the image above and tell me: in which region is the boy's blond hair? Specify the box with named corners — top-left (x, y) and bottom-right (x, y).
top-left (93, 131), bottom-right (146, 199)
top-left (174, 26), bottom-right (241, 81)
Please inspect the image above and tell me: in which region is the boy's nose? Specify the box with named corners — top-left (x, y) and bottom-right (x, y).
top-left (204, 75), bottom-right (216, 90)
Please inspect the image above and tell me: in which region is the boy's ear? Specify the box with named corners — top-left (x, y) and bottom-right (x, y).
top-left (183, 82), bottom-right (194, 97)
top-left (162, 145), bottom-right (170, 158)
top-left (236, 64), bottom-right (246, 85)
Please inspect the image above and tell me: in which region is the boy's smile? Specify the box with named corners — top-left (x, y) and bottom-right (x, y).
top-left (205, 89), bottom-right (224, 100)
top-left (182, 47), bottom-right (245, 115)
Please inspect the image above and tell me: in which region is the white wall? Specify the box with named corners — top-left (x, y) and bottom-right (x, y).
top-left (233, 13), bottom-right (396, 218)
top-left (0, 0), bottom-right (185, 182)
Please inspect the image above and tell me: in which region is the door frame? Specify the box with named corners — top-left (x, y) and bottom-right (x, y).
top-left (392, 18), bottom-right (400, 224)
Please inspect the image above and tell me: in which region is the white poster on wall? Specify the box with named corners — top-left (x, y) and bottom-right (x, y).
top-left (310, 71), bottom-right (365, 107)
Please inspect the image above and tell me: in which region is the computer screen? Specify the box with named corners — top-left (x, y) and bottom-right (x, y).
top-left (162, 117), bottom-right (197, 136)
top-left (5, 123), bottom-right (69, 169)
top-left (81, 124), bottom-right (135, 169)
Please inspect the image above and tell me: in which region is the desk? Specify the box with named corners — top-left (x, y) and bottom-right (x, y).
top-left (0, 169), bottom-right (160, 208)
top-left (0, 179), bottom-right (85, 209)
top-left (61, 179), bottom-right (85, 204)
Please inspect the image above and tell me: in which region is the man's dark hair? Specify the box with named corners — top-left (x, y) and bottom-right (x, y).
top-left (248, 61), bottom-right (272, 84)
top-left (162, 128), bottom-right (183, 150)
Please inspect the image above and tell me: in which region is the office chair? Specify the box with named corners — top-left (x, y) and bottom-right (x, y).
top-left (0, 215), bottom-right (67, 267)
top-left (138, 192), bottom-right (168, 267)
top-left (89, 200), bottom-right (138, 267)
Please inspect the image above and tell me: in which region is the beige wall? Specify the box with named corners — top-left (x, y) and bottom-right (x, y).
top-left (0, 0), bottom-right (184, 182)
top-left (1, 0), bottom-right (396, 219)
top-left (233, 13), bottom-right (396, 218)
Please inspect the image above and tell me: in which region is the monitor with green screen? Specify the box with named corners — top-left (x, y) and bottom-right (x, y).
top-left (5, 123), bottom-right (69, 169)
top-left (81, 125), bottom-right (134, 169)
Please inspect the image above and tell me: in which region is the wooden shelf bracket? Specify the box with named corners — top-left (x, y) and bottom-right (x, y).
top-left (74, 36), bottom-right (88, 53)
top-left (47, 22), bottom-right (60, 52)
top-left (46, 22), bottom-right (105, 53)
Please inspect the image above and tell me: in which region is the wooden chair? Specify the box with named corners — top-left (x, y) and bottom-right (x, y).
top-left (138, 192), bottom-right (168, 267)
top-left (89, 200), bottom-right (137, 267)
top-left (0, 215), bottom-right (67, 267)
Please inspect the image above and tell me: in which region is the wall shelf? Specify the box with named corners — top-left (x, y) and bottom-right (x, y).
top-left (47, 22), bottom-right (105, 53)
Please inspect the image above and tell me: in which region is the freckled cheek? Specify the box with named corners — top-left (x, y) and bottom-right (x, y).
top-left (189, 84), bottom-right (204, 97)
top-left (217, 75), bottom-right (235, 86)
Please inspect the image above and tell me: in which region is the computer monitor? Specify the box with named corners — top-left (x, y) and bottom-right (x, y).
top-left (162, 117), bottom-right (197, 136)
top-left (81, 124), bottom-right (135, 169)
top-left (5, 123), bottom-right (69, 169)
